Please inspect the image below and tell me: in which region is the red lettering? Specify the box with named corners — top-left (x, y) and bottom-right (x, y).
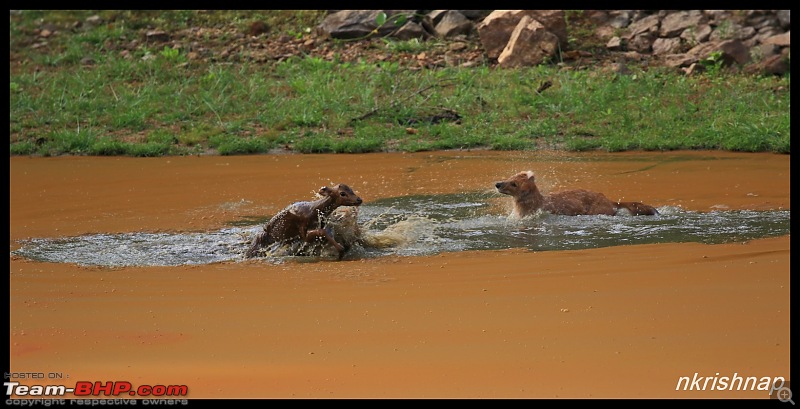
top-left (73, 381), bottom-right (189, 397)
top-left (93, 381), bottom-right (114, 396)
top-left (74, 381), bottom-right (93, 396)
top-left (113, 381), bottom-right (132, 395)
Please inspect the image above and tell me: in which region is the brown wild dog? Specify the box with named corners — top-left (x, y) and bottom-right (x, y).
top-left (495, 171), bottom-right (659, 217)
top-left (245, 184), bottom-right (363, 260)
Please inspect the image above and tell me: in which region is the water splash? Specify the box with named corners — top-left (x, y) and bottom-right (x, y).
top-left (12, 229), bottom-right (248, 267)
top-left (11, 192), bottom-right (790, 266)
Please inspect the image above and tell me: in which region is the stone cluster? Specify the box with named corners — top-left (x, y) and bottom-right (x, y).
top-left (318, 10), bottom-right (790, 75)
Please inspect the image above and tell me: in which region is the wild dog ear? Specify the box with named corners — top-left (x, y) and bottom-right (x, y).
top-left (319, 186), bottom-right (332, 195)
top-left (524, 170), bottom-right (535, 180)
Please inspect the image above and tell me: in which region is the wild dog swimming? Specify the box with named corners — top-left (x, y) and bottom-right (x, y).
top-left (495, 170), bottom-right (659, 218)
top-left (245, 183), bottom-right (363, 260)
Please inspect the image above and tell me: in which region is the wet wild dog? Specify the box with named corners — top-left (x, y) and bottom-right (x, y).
top-left (245, 184), bottom-right (363, 260)
top-left (495, 171), bottom-right (659, 217)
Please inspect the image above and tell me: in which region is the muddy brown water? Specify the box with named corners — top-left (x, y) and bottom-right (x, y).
top-left (9, 150), bottom-right (790, 263)
top-left (8, 151), bottom-right (791, 398)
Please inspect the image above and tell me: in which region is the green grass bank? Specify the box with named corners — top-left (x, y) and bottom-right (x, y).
top-left (9, 10), bottom-right (790, 156)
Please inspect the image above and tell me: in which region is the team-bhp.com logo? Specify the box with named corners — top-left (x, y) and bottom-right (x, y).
top-left (5, 381), bottom-right (188, 398)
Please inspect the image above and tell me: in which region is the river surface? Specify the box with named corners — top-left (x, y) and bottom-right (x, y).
top-left (8, 150), bottom-right (791, 399)
top-left (11, 192), bottom-right (790, 267)
top-left (10, 151), bottom-right (790, 266)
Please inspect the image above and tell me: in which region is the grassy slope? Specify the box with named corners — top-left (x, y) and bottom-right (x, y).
top-left (9, 10), bottom-right (790, 156)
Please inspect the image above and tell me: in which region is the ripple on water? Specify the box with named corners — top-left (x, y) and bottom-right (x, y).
top-left (10, 192), bottom-right (791, 267)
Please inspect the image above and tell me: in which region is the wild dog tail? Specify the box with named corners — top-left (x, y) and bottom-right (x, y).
top-left (615, 201), bottom-right (659, 216)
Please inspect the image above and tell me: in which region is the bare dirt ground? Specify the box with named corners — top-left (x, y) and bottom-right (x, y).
top-left (9, 10), bottom-right (635, 73)
top-left (163, 20), bottom-right (625, 72)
